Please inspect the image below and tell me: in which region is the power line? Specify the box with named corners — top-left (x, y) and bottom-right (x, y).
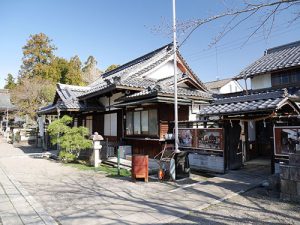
top-left (184, 20), bottom-right (300, 58)
top-left (186, 24), bottom-right (300, 62)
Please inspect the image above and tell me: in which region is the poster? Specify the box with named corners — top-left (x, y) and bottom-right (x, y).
top-left (274, 127), bottom-right (300, 156)
top-left (178, 128), bottom-right (224, 151)
top-left (198, 129), bottom-right (223, 150)
top-left (178, 129), bottom-right (194, 147)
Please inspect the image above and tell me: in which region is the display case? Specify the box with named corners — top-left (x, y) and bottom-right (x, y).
top-left (178, 128), bottom-right (225, 173)
top-left (178, 128), bottom-right (224, 152)
top-left (274, 126), bottom-right (300, 156)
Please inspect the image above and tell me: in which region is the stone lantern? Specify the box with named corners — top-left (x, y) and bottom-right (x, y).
top-left (91, 132), bottom-right (103, 167)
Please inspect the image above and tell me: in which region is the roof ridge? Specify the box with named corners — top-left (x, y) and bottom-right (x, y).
top-left (205, 77), bottom-right (232, 84)
top-left (125, 49), bottom-right (173, 80)
top-left (101, 43), bottom-right (172, 79)
top-left (213, 89), bottom-right (285, 105)
top-left (266, 40), bottom-right (300, 54)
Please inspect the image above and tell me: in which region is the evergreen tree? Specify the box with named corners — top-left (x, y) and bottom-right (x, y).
top-left (105, 64), bottom-right (120, 73)
top-left (82, 56), bottom-right (102, 84)
top-left (4, 73), bottom-right (16, 90)
top-left (20, 33), bottom-right (56, 80)
top-left (65, 55), bottom-right (83, 85)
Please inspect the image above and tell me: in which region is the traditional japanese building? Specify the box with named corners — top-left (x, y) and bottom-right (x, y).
top-left (205, 78), bottom-right (243, 94)
top-left (0, 89), bottom-right (16, 132)
top-left (38, 44), bottom-right (212, 157)
top-left (194, 40), bottom-right (300, 173)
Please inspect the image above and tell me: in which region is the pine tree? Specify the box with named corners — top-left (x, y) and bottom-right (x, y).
top-left (4, 73), bottom-right (16, 90)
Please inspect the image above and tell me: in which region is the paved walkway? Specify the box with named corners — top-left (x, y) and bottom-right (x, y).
top-left (0, 139), bottom-right (269, 225)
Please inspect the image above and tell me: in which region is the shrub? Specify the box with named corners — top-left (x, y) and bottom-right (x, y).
top-left (47, 115), bottom-right (92, 163)
top-left (59, 151), bottom-right (77, 163)
top-left (15, 131), bottom-right (21, 143)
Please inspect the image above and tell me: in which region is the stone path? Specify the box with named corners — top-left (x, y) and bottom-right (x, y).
top-left (0, 140), bottom-right (269, 224)
top-left (0, 161), bottom-right (58, 225)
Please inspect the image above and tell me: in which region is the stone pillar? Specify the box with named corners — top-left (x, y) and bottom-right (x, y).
top-left (280, 153), bottom-right (300, 202)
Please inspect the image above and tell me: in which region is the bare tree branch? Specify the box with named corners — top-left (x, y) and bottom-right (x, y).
top-left (176, 0), bottom-right (300, 48)
top-left (242, 3), bottom-right (281, 46)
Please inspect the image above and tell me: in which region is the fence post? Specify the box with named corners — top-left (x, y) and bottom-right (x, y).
top-left (117, 147), bottom-right (120, 176)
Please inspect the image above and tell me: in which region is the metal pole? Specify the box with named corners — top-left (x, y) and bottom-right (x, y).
top-left (172, 0), bottom-right (180, 153)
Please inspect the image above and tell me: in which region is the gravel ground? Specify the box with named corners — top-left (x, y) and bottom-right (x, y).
top-left (171, 187), bottom-right (300, 225)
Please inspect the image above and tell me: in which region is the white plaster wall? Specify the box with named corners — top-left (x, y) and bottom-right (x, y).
top-left (189, 106), bottom-right (197, 121)
top-left (219, 80), bottom-right (243, 93)
top-left (145, 61), bottom-right (175, 80)
top-left (251, 74), bottom-right (271, 90)
top-left (98, 92), bottom-right (124, 110)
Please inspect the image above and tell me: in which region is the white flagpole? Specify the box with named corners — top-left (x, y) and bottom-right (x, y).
top-left (172, 0), bottom-right (180, 153)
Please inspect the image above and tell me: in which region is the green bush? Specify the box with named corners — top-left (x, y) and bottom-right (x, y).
top-left (47, 115), bottom-right (92, 163)
top-left (59, 151), bottom-right (77, 163)
top-left (15, 131), bottom-right (21, 143)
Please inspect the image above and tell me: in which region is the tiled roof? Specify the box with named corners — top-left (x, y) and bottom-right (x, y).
top-left (236, 40), bottom-right (300, 79)
top-left (56, 83), bottom-right (90, 101)
top-left (160, 87), bottom-right (211, 98)
top-left (38, 84), bottom-right (100, 114)
top-left (0, 89), bottom-right (16, 111)
top-left (82, 44), bottom-right (174, 97)
top-left (120, 85), bottom-right (212, 102)
top-left (80, 43), bottom-right (209, 99)
top-left (198, 88), bottom-right (288, 116)
top-left (40, 44), bottom-right (211, 113)
top-left (205, 78), bottom-right (232, 90)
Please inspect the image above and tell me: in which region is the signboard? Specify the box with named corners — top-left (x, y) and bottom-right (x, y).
top-left (178, 128), bottom-right (224, 152)
top-left (274, 126), bottom-right (300, 156)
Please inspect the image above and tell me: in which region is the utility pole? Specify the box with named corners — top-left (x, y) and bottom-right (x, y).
top-left (172, 0), bottom-right (180, 153)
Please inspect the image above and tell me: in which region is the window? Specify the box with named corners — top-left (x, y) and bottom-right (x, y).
top-left (104, 113), bottom-right (117, 136)
top-left (272, 70), bottom-right (300, 87)
top-left (126, 112), bottom-right (133, 135)
top-left (85, 116), bottom-right (93, 134)
top-left (133, 111), bottom-right (141, 134)
top-left (148, 109), bottom-right (158, 135)
top-left (141, 111), bottom-right (148, 134)
top-left (126, 109), bottom-right (158, 136)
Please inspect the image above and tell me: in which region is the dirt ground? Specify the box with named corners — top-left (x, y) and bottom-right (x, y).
top-left (171, 187), bottom-right (300, 225)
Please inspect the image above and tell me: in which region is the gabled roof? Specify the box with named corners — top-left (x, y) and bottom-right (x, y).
top-left (54, 83), bottom-right (90, 102)
top-left (79, 43), bottom-right (209, 99)
top-left (235, 40), bottom-right (300, 79)
top-left (0, 89), bottom-right (16, 111)
top-left (82, 44), bottom-right (174, 98)
top-left (205, 78), bottom-right (232, 90)
top-left (117, 74), bottom-right (212, 104)
top-left (198, 88), bottom-right (298, 116)
top-left (38, 84), bottom-right (101, 114)
top-left (39, 43), bottom-right (211, 114)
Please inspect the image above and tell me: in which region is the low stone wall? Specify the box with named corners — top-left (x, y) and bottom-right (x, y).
top-left (280, 153), bottom-right (300, 202)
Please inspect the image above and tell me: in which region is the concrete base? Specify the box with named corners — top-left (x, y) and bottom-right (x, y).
top-left (280, 153), bottom-right (300, 203)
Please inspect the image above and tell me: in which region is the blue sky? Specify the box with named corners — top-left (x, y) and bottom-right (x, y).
top-left (0, 0), bottom-right (300, 88)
